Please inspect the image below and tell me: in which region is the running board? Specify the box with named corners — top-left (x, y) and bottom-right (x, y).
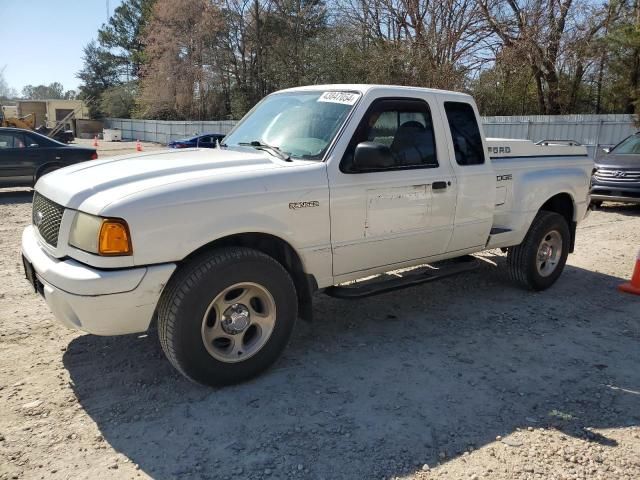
top-left (324, 256), bottom-right (480, 299)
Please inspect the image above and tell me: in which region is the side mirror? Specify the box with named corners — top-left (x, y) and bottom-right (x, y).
top-left (353, 141), bottom-right (395, 171)
top-left (602, 147), bottom-right (610, 154)
top-left (28, 143), bottom-right (39, 148)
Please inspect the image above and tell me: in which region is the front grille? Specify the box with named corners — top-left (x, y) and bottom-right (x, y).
top-left (32, 193), bottom-right (65, 247)
top-left (594, 168), bottom-right (640, 183)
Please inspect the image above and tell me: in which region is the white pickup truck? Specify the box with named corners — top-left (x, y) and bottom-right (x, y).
top-left (22, 85), bottom-right (593, 385)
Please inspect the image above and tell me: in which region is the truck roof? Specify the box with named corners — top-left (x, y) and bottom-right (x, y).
top-left (278, 84), bottom-right (474, 99)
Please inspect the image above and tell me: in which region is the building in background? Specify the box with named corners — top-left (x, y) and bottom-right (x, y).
top-left (16, 99), bottom-right (88, 135)
top-left (1, 105), bottom-right (18, 118)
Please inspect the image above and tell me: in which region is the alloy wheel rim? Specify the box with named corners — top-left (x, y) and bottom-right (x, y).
top-left (201, 282), bottom-right (276, 363)
top-left (536, 230), bottom-right (562, 277)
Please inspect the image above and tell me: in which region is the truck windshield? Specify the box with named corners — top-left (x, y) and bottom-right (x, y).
top-left (224, 91), bottom-right (360, 160)
top-left (612, 134), bottom-right (640, 154)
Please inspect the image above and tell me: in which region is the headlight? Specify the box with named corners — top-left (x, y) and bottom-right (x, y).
top-left (69, 212), bottom-right (133, 256)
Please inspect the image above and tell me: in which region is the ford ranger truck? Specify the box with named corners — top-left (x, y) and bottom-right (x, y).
top-left (21, 85), bottom-right (593, 386)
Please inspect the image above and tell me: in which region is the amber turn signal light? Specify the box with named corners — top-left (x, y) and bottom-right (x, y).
top-left (98, 219), bottom-right (132, 255)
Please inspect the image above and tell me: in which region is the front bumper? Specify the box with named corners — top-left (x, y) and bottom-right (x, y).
top-left (590, 193), bottom-right (640, 204)
top-left (21, 225), bottom-right (176, 335)
top-left (591, 183), bottom-right (640, 204)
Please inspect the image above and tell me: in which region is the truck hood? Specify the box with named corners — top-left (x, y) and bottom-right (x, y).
top-left (35, 147), bottom-right (286, 213)
top-left (595, 153), bottom-right (640, 169)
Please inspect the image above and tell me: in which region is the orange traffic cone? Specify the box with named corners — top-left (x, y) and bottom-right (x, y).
top-left (93, 135), bottom-right (98, 147)
top-left (619, 249), bottom-right (640, 295)
top-left (136, 139), bottom-right (142, 152)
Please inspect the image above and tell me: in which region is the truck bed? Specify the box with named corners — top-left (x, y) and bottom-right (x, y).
top-left (485, 138), bottom-right (593, 250)
top-left (486, 138), bottom-right (587, 159)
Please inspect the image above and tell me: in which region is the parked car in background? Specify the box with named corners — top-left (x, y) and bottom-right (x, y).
top-left (591, 132), bottom-right (640, 206)
top-left (168, 133), bottom-right (225, 149)
top-left (0, 127), bottom-right (97, 188)
top-left (34, 125), bottom-right (75, 144)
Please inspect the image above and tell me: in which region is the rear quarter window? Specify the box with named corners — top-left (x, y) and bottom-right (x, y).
top-left (444, 102), bottom-right (485, 166)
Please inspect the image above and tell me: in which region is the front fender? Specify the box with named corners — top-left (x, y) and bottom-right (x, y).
top-left (111, 180), bottom-right (333, 287)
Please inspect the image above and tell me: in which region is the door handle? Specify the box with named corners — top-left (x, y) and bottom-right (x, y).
top-left (432, 181), bottom-right (448, 190)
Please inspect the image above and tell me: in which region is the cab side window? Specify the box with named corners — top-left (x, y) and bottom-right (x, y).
top-left (444, 101), bottom-right (484, 166)
top-left (0, 133), bottom-right (14, 149)
top-left (24, 134), bottom-right (40, 147)
top-left (341, 98), bottom-right (438, 173)
top-left (14, 133), bottom-right (26, 148)
top-left (0, 132), bottom-right (26, 149)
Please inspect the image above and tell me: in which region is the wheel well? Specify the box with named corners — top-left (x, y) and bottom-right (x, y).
top-left (540, 193), bottom-right (574, 224)
top-left (184, 233), bottom-right (317, 321)
top-left (539, 193), bottom-right (576, 252)
top-left (35, 163), bottom-right (62, 181)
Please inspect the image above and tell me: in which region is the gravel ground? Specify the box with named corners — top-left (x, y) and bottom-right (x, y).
top-left (0, 191), bottom-right (638, 480)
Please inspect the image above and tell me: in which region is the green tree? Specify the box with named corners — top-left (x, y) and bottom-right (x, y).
top-left (98, 0), bottom-right (156, 79)
top-left (604, 2), bottom-right (640, 113)
top-left (77, 0), bottom-right (156, 117)
top-left (472, 49), bottom-right (542, 115)
top-left (21, 82), bottom-right (65, 99)
top-left (100, 83), bottom-right (137, 118)
top-left (77, 41), bottom-right (122, 116)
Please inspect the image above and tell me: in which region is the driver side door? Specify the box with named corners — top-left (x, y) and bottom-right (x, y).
top-left (0, 131), bottom-right (36, 186)
top-left (328, 96), bottom-right (457, 279)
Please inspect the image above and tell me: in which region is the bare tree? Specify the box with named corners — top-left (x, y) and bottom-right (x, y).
top-left (337, 0), bottom-right (491, 89)
top-left (478, 0), bottom-right (615, 114)
top-left (0, 66), bottom-right (18, 100)
top-left (138, 0), bottom-right (223, 119)
top-left (129, 0), bottom-right (629, 119)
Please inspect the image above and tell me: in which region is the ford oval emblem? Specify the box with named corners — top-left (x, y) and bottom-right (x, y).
top-left (35, 211), bottom-right (44, 226)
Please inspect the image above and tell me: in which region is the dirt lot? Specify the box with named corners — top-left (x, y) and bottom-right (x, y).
top-left (0, 191), bottom-right (638, 480)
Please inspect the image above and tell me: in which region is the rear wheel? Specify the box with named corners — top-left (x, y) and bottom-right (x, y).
top-left (157, 247), bottom-right (297, 386)
top-left (507, 211), bottom-right (570, 291)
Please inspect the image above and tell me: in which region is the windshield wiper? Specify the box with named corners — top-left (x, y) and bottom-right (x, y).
top-left (238, 141), bottom-right (291, 162)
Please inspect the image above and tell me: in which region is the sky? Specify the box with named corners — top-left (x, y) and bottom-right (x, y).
top-left (0, 0), bottom-right (124, 94)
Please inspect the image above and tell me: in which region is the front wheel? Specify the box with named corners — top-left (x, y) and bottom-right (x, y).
top-left (507, 211), bottom-right (570, 291)
top-left (157, 247), bottom-right (297, 386)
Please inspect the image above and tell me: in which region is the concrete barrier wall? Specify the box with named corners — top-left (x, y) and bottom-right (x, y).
top-left (105, 114), bottom-right (637, 157)
top-left (482, 114), bottom-right (636, 158)
top-left (103, 119), bottom-right (239, 144)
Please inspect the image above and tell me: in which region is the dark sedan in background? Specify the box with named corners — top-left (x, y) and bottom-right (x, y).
top-left (591, 132), bottom-right (640, 206)
top-left (0, 127), bottom-right (97, 188)
top-left (167, 133), bottom-right (225, 149)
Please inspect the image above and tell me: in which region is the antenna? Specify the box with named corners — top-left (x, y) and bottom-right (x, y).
top-left (106, 0), bottom-right (110, 19)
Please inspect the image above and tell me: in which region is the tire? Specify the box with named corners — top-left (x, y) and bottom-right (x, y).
top-left (157, 247), bottom-right (297, 386)
top-left (507, 211), bottom-right (570, 291)
top-left (590, 200), bottom-right (603, 209)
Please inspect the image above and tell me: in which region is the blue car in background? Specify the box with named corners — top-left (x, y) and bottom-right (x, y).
top-left (168, 133), bottom-right (226, 149)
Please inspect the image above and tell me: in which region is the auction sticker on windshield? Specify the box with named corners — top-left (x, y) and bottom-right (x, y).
top-left (318, 91), bottom-right (359, 105)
